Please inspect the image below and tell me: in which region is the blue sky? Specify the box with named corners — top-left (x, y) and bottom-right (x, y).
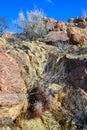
top-left (0, 0), bottom-right (87, 32)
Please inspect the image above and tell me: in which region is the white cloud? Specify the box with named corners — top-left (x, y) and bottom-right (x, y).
top-left (47, 0), bottom-right (52, 4)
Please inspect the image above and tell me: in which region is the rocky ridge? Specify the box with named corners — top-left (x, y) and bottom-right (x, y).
top-left (0, 16), bottom-right (87, 130)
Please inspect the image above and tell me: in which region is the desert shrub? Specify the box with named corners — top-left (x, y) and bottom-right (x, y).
top-left (14, 9), bottom-right (47, 39)
top-left (0, 16), bottom-right (8, 36)
top-left (82, 8), bottom-right (87, 17)
top-left (25, 9), bottom-right (47, 39)
top-left (14, 11), bottom-right (26, 32)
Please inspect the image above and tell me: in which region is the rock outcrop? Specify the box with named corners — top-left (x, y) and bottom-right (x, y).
top-left (0, 16), bottom-right (87, 130)
top-left (65, 55), bottom-right (87, 90)
top-left (43, 31), bottom-right (69, 45)
top-left (0, 50), bottom-right (27, 126)
top-left (43, 17), bottom-right (87, 46)
top-left (67, 27), bottom-right (87, 45)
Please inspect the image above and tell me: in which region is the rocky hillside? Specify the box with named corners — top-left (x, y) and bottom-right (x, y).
top-left (0, 17), bottom-right (87, 130)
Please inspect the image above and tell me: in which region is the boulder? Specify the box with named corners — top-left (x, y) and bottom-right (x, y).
top-left (64, 55), bottom-right (87, 90)
top-left (55, 21), bottom-right (66, 31)
top-left (67, 27), bottom-right (87, 46)
top-left (63, 87), bottom-right (87, 129)
top-left (0, 51), bottom-right (27, 124)
top-left (1, 32), bottom-right (16, 40)
top-left (43, 31), bottom-right (69, 44)
top-left (68, 17), bottom-right (87, 28)
top-left (43, 18), bottom-right (57, 31)
top-left (43, 18), bottom-right (57, 25)
top-left (46, 21), bottom-right (55, 31)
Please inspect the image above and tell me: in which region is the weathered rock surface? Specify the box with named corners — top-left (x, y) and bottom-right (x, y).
top-left (17, 118), bottom-right (46, 130)
top-left (6, 41), bottom-right (47, 87)
top-left (43, 31), bottom-right (69, 44)
top-left (65, 55), bottom-right (87, 90)
top-left (1, 32), bottom-right (16, 39)
top-left (68, 17), bottom-right (87, 28)
top-left (43, 18), bottom-right (57, 31)
top-left (0, 51), bottom-right (27, 125)
top-left (0, 16), bottom-right (87, 130)
top-left (0, 126), bottom-right (22, 130)
top-left (43, 16), bottom-right (87, 46)
top-left (0, 38), bottom-right (6, 48)
top-left (4, 39), bottom-right (86, 129)
top-left (67, 27), bottom-right (87, 45)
